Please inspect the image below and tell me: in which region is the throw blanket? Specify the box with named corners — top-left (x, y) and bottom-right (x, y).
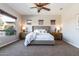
top-left (24, 32), bottom-right (36, 46)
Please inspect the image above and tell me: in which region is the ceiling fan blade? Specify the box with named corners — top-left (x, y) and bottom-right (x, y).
top-left (30, 7), bottom-right (37, 9)
top-left (34, 3), bottom-right (49, 7)
top-left (34, 3), bottom-right (39, 7)
top-left (42, 7), bottom-right (50, 11)
top-left (40, 3), bottom-right (49, 6)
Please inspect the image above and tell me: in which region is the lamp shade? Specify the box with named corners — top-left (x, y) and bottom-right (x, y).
top-left (56, 25), bottom-right (61, 32)
top-left (22, 26), bottom-right (26, 30)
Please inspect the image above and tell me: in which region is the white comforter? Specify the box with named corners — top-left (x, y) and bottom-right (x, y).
top-left (24, 32), bottom-right (36, 46)
top-left (35, 33), bottom-right (54, 41)
top-left (24, 32), bottom-right (54, 46)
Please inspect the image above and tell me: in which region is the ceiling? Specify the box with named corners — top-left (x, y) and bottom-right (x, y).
top-left (6, 3), bottom-right (72, 15)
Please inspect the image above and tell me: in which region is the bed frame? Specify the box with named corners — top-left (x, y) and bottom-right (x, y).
top-left (29, 26), bottom-right (55, 45)
top-left (30, 40), bottom-right (55, 45)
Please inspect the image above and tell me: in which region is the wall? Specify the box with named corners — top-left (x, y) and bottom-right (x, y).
top-left (0, 4), bottom-right (22, 47)
top-left (23, 15), bottom-right (61, 33)
top-left (62, 4), bottom-right (79, 48)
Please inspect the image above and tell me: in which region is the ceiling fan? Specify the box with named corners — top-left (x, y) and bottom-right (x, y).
top-left (30, 3), bottom-right (50, 13)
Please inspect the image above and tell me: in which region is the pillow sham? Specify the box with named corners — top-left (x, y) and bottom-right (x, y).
top-left (34, 29), bottom-right (40, 34)
top-left (34, 29), bottom-right (47, 34)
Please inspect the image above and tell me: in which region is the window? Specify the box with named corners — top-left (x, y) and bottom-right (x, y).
top-left (0, 9), bottom-right (17, 36)
top-left (51, 20), bottom-right (55, 25)
top-left (38, 20), bottom-right (44, 25)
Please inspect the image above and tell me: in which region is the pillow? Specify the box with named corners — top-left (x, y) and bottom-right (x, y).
top-left (39, 29), bottom-right (47, 33)
top-left (34, 29), bottom-right (40, 34)
top-left (34, 29), bottom-right (47, 34)
top-left (38, 29), bottom-right (47, 34)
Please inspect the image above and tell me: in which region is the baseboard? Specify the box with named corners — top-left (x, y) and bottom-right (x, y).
top-left (0, 39), bottom-right (19, 48)
top-left (63, 39), bottom-right (79, 48)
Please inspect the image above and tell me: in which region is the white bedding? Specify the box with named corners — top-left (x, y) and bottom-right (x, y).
top-left (24, 32), bottom-right (36, 46)
top-left (24, 30), bottom-right (54, 46)
top-left (35, 33), bottom-right (54, 41)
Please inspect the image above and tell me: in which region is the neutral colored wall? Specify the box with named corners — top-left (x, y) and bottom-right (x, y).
top-left (0, 4), bottom-right (22, 47)
top-left (62, 4), bottom-right (79, 48)
top-left (23, 15), bottom-right (62, 32)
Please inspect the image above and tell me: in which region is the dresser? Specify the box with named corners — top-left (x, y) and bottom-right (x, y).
top-left (51, 32), bottom-right (62, 40)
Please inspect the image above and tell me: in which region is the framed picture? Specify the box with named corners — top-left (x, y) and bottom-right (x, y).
top-left (38, 20), bottom-right (44, 25)
top-left (26, 20), bottom-right (32, 25)
top-left (51, 20), bottom-right (55, 25)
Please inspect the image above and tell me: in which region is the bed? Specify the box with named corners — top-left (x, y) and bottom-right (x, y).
top-left (24, 26), bottom-right (55, 46)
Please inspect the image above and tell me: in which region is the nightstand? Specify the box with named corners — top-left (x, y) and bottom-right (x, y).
top-left (51, 32), bottom-right (62, 40)
top-left (19, 32), bottom-right (26, 40)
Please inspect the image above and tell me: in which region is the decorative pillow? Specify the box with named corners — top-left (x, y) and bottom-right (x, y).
top-left (34, 29), bottom-right (47, 34)
top-left (40, 29), bottom-right (47, 33)
top-left (34, 29), bottom-right (40, 34)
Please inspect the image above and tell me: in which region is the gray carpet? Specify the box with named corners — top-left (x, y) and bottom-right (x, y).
top-left (0, 40), bottom-right (79, 56)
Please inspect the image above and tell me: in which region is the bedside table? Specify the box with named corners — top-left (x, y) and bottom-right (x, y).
top-left (19, 32), bottom-right (26, 40)
top-left (51, 32), bottom-right (62, 40)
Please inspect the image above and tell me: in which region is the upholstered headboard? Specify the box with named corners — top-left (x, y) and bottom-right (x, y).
top-left (32, 26), bottom-right (50, 33)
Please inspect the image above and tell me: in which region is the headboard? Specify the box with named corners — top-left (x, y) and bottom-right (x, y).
top-left (32, 26), bottom-right (50, 33)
